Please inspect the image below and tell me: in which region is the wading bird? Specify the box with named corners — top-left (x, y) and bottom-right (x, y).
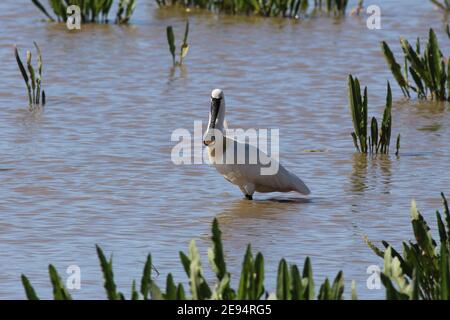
top-left (203, 89), bottom-right (310, 200)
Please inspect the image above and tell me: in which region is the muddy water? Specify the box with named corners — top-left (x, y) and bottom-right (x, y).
top-left (0, 0), bottom-right (449, 299)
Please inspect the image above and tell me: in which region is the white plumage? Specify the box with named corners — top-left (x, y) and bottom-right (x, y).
top-left (203, 89), bottom-right (310, 200)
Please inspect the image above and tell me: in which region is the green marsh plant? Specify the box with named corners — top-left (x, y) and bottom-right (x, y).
top-left (31, 0), bottom-right (135, 24)
top-left (14, 42), bottom-right (46, 111)
top-left (21, 194), bottom-right (450, 300)
top-left (348, 75), bottom-right (400, 155)
top-left (167, 21), bottom-right (190, 67)
top-left (430, 0), bottom-right (450, 12)
top-left (382, 28), bottom-right (449, 101)
top-left (366, 193), bottom-right (450, 300)
top-left (116, 0), bottom-right (136, 24)
top-left (156, 0), bottom-right (348, 19)
top-left (21, 218), bottom-right (354, 300)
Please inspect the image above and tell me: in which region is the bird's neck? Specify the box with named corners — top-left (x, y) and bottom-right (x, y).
top-left (216, 118), bottom-right (225, 132)
top-left (216, 107), bottom-right (226, 132)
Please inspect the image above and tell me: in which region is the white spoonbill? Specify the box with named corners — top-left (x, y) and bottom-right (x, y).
top-left (203, 89), bottom-right (311, 200)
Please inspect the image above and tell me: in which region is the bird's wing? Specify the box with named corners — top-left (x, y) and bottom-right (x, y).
top-left (252, 162), bottom-right (310, 194)
top-left (225, 140), bottom-right (310, 195)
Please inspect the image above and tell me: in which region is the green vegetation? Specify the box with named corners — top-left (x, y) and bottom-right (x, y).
top-left (21, 218), bottom-right (353, 300)
top-left (381, 28), bottom-right (449, 101)
top-left (167, 21), bottom-right (190, 67)
top-left (14, 42), bottom-right (46, 111)
top-left (430, 0), bottom-right (450, 11)
top-left (20, 194), bottom-right (450, 300)
top-left (30, 0), bottom-right (135, 24)
top-left (116, 0), bottom-right (136, 24)
top-left (366, 193), bottom-right (450, 299)
top-left (156, 0), bottom-right (349, 18)
top-left (348, 75), bottom-right (400, 155)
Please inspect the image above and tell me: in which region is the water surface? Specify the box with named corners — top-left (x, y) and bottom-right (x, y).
top-left (0, 0), bottom-right (449, 299)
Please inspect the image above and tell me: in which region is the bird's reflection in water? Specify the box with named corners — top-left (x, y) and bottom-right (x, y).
top-left (264, 197), bottom-right (312, 204)
top-left (217, 196), bottom-right (310, 222)
top-left (209, 196), bottom-right (311, 265)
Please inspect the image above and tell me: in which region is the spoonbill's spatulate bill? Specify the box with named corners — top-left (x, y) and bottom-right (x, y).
top-left (203, 89), bottom-right (311, 200)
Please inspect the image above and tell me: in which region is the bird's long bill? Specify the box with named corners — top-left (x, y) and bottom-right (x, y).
top-left (203, 98), bottom-right (221, 145)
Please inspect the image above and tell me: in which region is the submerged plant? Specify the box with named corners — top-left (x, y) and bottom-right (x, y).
top-left (21, 218), bottom-right (353, 300)
top-left (30, 0), bottom-right (135, 24)
top-left (166, 21), bottom-right (189, 67)
top-left (348, 75), bottom-right (399, 155)
top-left (14, 42), bottom-right (46, 111)
top-left (381, 28), bottom-right (449, 101)
top-left (366, 193), bottom-right (450, 300)
top-left (156, 0), bottom-right (348, 19)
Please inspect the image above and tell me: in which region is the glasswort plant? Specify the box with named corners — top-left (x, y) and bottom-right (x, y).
top-left (21, 218), bottom-right (353, 300)
top-left (167, 21), bottom-right (190, 67)
top-left (382, 28), bottom-right (449, 101)
top-left (366, 193), bottom-right (450, 300)
top-left (14, 42), bottom-right (46, 111)
top-left (156, 0), bottom-right (349, 19)
top-left (348, 75), bottom-right (400, 155)
top-left (30, 0), bottom-right (135, 24)
top-left (21, 194), bottom-right (450, 300)
top-left (116, 0), bottom-right (136, 24)
top-left (430, 0), bottom-right (450, 12)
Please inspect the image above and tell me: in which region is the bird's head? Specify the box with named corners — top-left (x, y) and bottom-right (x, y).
top-left (203, 89), bottom-right (225, 146)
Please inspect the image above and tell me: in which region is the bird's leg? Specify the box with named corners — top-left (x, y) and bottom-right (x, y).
top-left (241, 184), bottom-right (255, 200)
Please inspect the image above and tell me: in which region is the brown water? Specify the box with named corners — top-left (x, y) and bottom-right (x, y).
top-left (0, 0), bottom-right (450, 299)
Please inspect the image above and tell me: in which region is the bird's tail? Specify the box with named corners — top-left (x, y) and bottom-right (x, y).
top-left (290, 174), bottom-right (311, 195)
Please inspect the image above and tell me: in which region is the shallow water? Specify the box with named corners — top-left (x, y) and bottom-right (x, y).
top-left (0, 0), bottom-right (450, 299)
